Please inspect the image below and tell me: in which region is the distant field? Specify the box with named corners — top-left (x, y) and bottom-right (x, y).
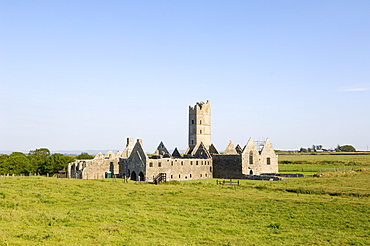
top-left (279, 154), bottom-right (370, 175)
top-left (0, 174), bottom-right (369, 245)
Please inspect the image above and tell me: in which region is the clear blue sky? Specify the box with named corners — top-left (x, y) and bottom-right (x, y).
top-left (1, 0), bottom-right (369, 153)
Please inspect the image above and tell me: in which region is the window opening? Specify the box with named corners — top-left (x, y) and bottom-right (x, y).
top-left (249, 151), bottom-right (254, 164)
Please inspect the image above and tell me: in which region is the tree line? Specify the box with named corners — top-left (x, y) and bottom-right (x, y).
top-left (0, 148), bottom-right (94, 175)
top-left (299, 145), bottom-right (356, 153)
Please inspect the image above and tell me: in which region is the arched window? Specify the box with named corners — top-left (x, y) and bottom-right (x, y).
top-left (267, 157), bottom-right (271, 165)
top-left (249, 151), bottom-right (254, 164)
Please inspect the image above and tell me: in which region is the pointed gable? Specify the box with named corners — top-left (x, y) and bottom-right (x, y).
top-left (260, 138), bottom-right (276, 155)
top-left (242, 137), bottom-right (258, 157)
top-left (128, 139), bottom-right (148, 164)
top-left (235, 144), bottom-right (243, 154)
top-left (104, 150), bottom-right (115, 159)
top-left (224, 141), bottom-right (238, 155)
top-left (172, 148), bottom-right (181, 158)
top-left (191, 142), bottom-right (212, 159)
top-left (209, 144), bottom-right (219, 154)
top-left (94, 152), bottom-right (104, 159)
top-left (154, 141), bottom-right (170, 156)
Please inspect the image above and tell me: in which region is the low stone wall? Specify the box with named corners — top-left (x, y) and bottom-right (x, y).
top-left (244, 175), bottom-right (283, 181)
top-left (262, 173), bottom-right (304, 178)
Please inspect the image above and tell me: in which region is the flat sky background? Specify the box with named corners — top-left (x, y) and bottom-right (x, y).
top-left (1, 0), bottom-right (369, 153)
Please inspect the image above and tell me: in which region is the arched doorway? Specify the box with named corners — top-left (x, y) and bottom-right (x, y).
top-left (131, 171), bottom-right (137, 181)
top-left (249, 170), bottom-right (253, 175)
top-left (138, 172), bottom-right (145, 181)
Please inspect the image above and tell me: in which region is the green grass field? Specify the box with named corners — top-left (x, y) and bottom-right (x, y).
top-left (1, 173), bottom-right (369, 245)
top-left (278, 154), bottom-right (370, 175)
top-left (0, 154), bottom-right (370, 245)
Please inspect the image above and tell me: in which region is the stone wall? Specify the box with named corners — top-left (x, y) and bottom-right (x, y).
top-left (212, 154), bottom-right (244, 179)
top-left (146, 158), bottom-right (212, 181)
top-left (68, 157), bottom-right (120, 179)
top-left (120, 157), bottom-right (213, 182)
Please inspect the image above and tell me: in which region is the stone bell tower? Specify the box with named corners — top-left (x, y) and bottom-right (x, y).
top-left (188, 100), bottom-right (211, 149)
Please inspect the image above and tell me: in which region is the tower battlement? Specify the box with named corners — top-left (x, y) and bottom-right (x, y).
top-left (189, 100), bottom-right (211, 113)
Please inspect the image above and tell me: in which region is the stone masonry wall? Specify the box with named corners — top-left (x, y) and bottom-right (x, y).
top-left (212, 154), bottom-right (244, 179)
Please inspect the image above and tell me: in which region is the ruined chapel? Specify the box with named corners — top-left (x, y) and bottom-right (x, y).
top-left (68, 101), bottom-right (278, 181)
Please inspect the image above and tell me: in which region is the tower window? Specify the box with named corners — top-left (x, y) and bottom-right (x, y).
top-left (191, 120), bottom-right (194, 124)
top-left (200, 120), bottom-right (202, 124)
top-left (267, 157), bottom-right (271, 165)
top-left (249, 151), bottom-right (253, 164)
top-left (191, 140), bottom-right (194, 145)
top-left (200, 130), bottom-right (202, 134)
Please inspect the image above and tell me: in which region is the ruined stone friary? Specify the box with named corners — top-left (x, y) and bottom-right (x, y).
top-left (68, 101), bottom-right (278, 181)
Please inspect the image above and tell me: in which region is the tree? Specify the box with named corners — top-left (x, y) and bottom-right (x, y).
top-left (40, 153), bottom-right (75, 175)
top-left (0, 154), bottom-right (9, 174)
top-left (299, 148), bottom-right (308, 153)
top-left (76, 152), bottom-right (94, 160)
top-left (2, 152), bottom-right (31, 175)
top-left (338, 145), bottom-right (356, 152)
top-left (335, 144), bottom-right (341, 152)
top-left (28, 148), bottom-right (51, 173)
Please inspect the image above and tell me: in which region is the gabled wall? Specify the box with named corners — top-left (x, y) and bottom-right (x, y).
top-left (120, 139), bottom-right (148, 181)
top-left (241, 138), bottom-right (260, 175)
top-left (120, 140), bottom-right (213, 182)
top-left (258, 138), bottom-right (278, 174)
top-left (212, 138), bottom-right (279, 178)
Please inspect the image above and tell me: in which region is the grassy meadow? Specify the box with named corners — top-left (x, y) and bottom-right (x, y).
top-left (0, 154), bottom-right (369, 245)
top-left (278, 153), bottom-right (370, 175)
